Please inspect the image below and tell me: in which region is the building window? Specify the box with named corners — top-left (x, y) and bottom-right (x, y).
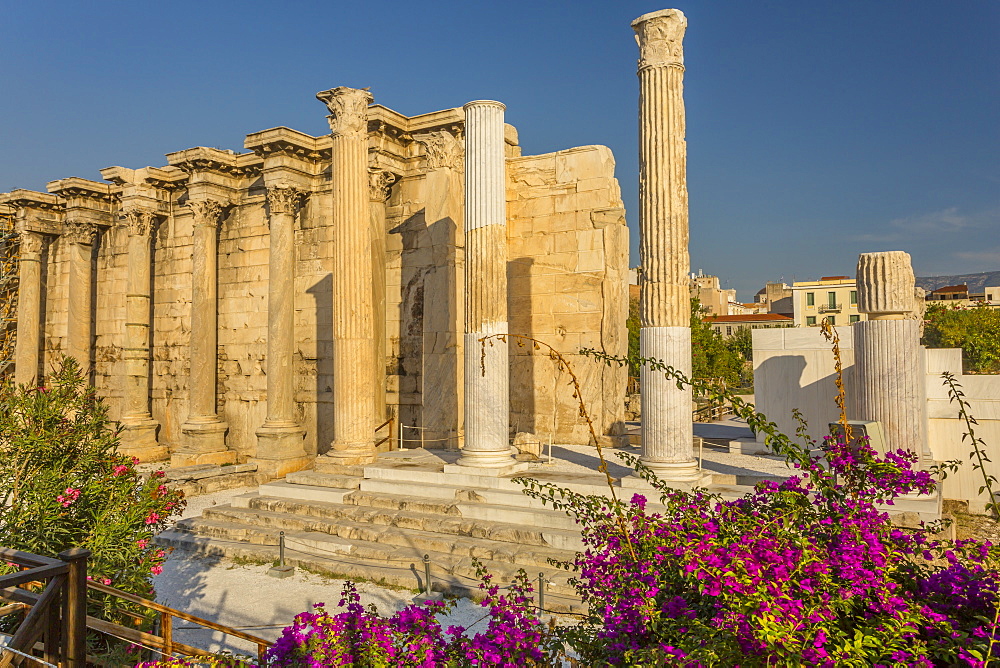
top-left (806, 316), bottom-right (816, 326)
top-left (806, 292), bottom-right (814, 306)
top-left (828, 292), bottom-right (837, 308)
top-left (827, 315), bottom-right (836, 326)
top-left (850, 315), bottom-right (860, 323)
top-left (850, 290), bottom-right (857, 305)
top-left (726, 326), bottom-right (732, 336)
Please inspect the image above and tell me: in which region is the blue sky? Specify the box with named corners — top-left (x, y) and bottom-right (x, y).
top-left (2, 0), bottom-right (997, 299)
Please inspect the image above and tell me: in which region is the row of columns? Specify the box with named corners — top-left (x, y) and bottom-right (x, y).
top-left (14, 7), bottom-right (701, 476)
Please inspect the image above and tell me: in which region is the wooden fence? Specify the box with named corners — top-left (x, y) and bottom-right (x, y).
top-left (0, 546), bottom-right (272, 666)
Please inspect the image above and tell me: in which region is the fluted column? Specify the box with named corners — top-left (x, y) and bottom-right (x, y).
top-left (458, 100), bottom-right (515, 468)
top-left (853, 251), bottom-right (927, 459)
top-left (177, 199), bottom-right (233, 466)
top-left (14, 231), bottom-right (44, 386)
top-left (316, 86), bottom-right (378, 467)
top-left (63, 220), bottom-right (96, 374)
top-left (119, 208), bottom-right (162, 459)
top-left (633, 9), bottom-right (698, 480)
top-left (255, 186), bottom-right (309, 474)
top-left (369, 169), bottom-right (396, 425)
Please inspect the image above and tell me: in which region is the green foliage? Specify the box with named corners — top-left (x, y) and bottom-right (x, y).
top-left (0, 358), bottom-right (185, 622)
top-left (626, 293), bottom-right (641, 377)
top-left (690, 298), bottom-right (748, 388)
top-left (923, 303), bottom-right (1000, 374)
top-left (627, 296), bottom-right (752, 388)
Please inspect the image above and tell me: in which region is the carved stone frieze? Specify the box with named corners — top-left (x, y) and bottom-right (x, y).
top-left (368, 169), bottom-right (398, 202)
top-left (266, 186), bottom-right (306, 216)
top-left (18, 230), bottom-right (45, 255)
top-left (413, 129), bottom-right (464, 171)
top-left (63, 220), bottom-right (98, 245)
top-left (316, 87), bottom-right (373, 139)
top-left (632, 9), bottom-right (686, 70)
top-left (186, 199), bottom-right (226, 228)
top-left (121, 208), bottom-right (158, 237)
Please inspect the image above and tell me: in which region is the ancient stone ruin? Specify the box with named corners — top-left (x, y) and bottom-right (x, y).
top-left (2, 94), bottom-right (630, 475)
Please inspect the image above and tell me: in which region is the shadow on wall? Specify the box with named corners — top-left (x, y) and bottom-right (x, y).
top-left (306, 273), bottom-right (332, 456)
top-left (508, 256), bottom-right (536, 439)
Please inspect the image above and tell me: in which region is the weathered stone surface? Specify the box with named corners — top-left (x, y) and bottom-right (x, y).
top-left (10, 92), bottom-right (627, 469)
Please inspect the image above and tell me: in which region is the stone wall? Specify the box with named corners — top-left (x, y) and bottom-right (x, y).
top-left (507, 145), bottom-right (629, 445)
top-left (10, 104), bottom-right (629, 467)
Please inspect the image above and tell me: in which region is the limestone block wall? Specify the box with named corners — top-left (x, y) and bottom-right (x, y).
top-left (507, 145), bottom-right (629, 444)
top-left (752, 327), bottom-right (856, 446)
top-left (925, 348), bottom-right (1000, 507)
top-left (24, 114), bottom-right (629, 462)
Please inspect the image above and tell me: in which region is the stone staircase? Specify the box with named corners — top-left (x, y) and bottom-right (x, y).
top-left (157, 449), bottom-right (613, 613)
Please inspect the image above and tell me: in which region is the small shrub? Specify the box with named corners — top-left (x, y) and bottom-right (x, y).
top-left (0, 357), bottom-right (185, 623)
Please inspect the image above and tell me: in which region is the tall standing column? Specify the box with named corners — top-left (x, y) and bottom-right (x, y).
top-left (63, 220), bottom-right (96, 374)
top-left (177, 199), bottom-right (234, 466)
top-left (255, 186), bottom-right (309, 475)
top-left (457, 100), bottom-right (515, 469)
top-left (369, 169), bottom-right (396, 425)
top-left (14, 231), bottom-right (44, 387)
top-left (119, 208), bottom-right (162, 459)
top-left (853, 251), bottom-right (928, 460)
top-left (633, 9), bottom-right (699, 481)
top-left (317, 86), bottom-right (378, 467)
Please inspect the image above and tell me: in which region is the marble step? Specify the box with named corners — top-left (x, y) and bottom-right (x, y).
top-left (231, 494), bottom-right (585, 552)
top-left (258, 486), bottom-right (581, 533)
top-left (179, 509), bottom-right (577, 570)
top-left (157, 529), bottom-right (583, 613)
top-left (284, 470), bottom-right (363, 490)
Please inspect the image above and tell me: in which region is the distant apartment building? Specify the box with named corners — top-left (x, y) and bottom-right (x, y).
top-left (705, 313), bottom-right (794, 338)
top-left (791, 276), bottom-right (867, 327)
top-left (927, 284), bottom-right (970, 302)
top-left (755, 282), bottom-right (794, 317)
top-left (925, 283), bottom-right (1000, 308)
top-left (987, 287), bottom-right (1000, 304)
top-left (691, 273), bottom-right (737, 316)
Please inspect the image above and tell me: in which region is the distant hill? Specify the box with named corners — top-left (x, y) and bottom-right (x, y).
top-left (915, 271), bottom-right (1000, 293)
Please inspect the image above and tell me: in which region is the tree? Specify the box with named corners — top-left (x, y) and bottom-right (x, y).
top-left (922, 303), bottom-right (1000, 374)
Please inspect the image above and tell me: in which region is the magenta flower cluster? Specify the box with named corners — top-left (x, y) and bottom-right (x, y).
top-left (265, 572), bottom-right (559, 667)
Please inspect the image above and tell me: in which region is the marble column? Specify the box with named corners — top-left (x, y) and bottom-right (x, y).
top-left (14, 230), bottom-right (44, 387)
top-left (457, 100), bottom-right (515, 469)
top-left (119, 208), bottom-right (162, 459)
top-left (317, 86), bottom-right (378, 467)
top-left (853, 251), bottom-right (928, 459)
top-left (369, 169), bottom-right (396, 425)
top-left (633, 9), bottom-right (699, 481)
top-left (177, 199), bottom-right (233, 466)
top-left (255, 186), bottom-right (309, 474)
top-left (63, 220), bottom-right (96, 374)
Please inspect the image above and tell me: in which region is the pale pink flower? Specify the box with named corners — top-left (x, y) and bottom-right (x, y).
top-left (144, 512), bottom-right (161, 525)
top-left (112, 464), bottom-right (130, 477)
top-left (137, 539), bottom-right (148, 549)
top-left (150, 564), bottom-right (163, 576)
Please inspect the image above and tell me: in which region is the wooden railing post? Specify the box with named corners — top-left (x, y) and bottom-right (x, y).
top-left (161, 611), bottom-right (173, 657)
top-left (57, 548), bottom-right (90, 668)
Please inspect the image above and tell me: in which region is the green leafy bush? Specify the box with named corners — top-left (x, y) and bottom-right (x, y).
top-left (923, 303), bottom-right (1000, 374)
top-left (0, 357), bottom-right (185, 618)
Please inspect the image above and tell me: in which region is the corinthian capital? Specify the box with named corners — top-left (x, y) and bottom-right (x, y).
top-left (19, 230), bottom-right (45, 256)
top-left (121, 208), bottom-right (158, 237)
top-left (186, 199), bottom-right (225, 228)
top-left (266, 186), bottom-right (306, 215)
top-left (413, 130), bottom-right (463, 171)
top-left (63, 220), bottom-right (98, 245)
top-left (368, 170), bottom-right (398, 202)
top-left (316, 87), bottom-right (373, 138)
top-left (632, 9), bottom-right (686, 70)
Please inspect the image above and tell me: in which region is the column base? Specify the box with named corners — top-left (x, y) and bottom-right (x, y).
top-left (453, 448), bottom-right (518, 470)
top-left (254, 422), bottom-right (310, 478)
top-left (176, 419), bottom-right (231, 466)
top-left (323, 441), bottom-right (377, 468)
top-left (119, 417), bottom-right (166, 462)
